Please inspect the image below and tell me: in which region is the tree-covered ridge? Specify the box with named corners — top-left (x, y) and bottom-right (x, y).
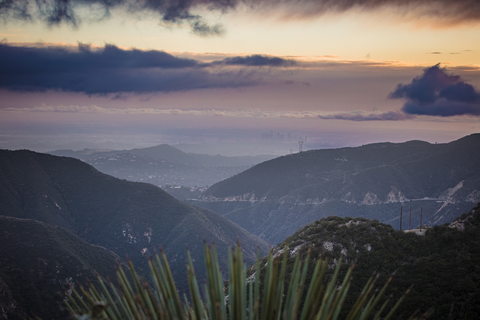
top-left (260, 203), bottom-right (480, 319)
top-left (0, 149), bottom-right (269, 293)
top-left (198, 134), bottom-right (480, 243)
top-left (0, 216), bottom-right (122, 320)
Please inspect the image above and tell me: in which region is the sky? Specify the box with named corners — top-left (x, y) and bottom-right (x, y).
top-left (1, 0), bottom-right (480, 154)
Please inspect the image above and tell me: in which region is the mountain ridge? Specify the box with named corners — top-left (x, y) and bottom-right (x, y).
top-left (196, 134), bottom-right (480, 243)
top-left (0, 149), bottom-right (269, 292)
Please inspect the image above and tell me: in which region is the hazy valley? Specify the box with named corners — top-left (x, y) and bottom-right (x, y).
top-left (49, 145), bottom-right (274, 198)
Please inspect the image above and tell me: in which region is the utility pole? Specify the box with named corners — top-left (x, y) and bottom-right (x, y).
top-left (420, 207), bottom-right (423, 232)
top-left (409, 206), bottom-right (412, 230)
top-left (400, 206), bottom-right (403, 231)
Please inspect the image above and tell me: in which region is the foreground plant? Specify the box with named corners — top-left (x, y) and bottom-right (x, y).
top-left (66, 242), bottom-right (430, 320)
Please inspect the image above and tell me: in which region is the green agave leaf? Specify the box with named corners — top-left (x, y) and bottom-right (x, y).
top-left (67, 244), bottom-right (424, 320)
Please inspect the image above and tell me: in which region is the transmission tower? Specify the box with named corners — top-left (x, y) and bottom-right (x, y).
top-left (298, 140), bottom-right (303, 152)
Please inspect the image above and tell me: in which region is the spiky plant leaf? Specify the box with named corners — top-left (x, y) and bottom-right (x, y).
top-left (67, 243), bottom-right (427, 320)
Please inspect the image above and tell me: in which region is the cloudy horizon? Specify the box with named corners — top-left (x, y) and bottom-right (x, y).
top-left (1, 0), bottom-right (479, 154)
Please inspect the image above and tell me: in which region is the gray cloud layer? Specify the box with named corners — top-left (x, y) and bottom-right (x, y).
top-left (0, 43), bottom-right (299, 94)
top-left (389, 64), bottom-right (480, 117)
top-left (210, 54), bottom-right (296, 67)
top-left (0, 0), bottom-right (478, 35)
top-left (318, 111), bottom-right (414, 121)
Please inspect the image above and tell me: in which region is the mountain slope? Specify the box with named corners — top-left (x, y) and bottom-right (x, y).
top-left (0, 216), bottom-right (122, 320)
top-left (0, 150), bottom-right (269, 291)
top-left (259, 203), bottom-right (480, 319)
top-left (198, 134), bottom-right (480, 243)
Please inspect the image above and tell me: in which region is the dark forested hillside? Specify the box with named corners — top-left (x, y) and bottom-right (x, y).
top-left (258, 203), bottom-right (480, 319)
top-left (0, 150), bottom-right (268, 292)
top-left (197, 134), bottom-right (480, 243)
top-left (0, 216), bottom-right (122, 320)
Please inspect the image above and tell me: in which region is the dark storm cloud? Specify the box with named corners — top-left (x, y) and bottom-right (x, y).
top-left (389, 64), bottom-right (480, 117)
top-left (213, 55), bottom-right (296, 67)
top-left (0, 43), bottom-right (260, 94)
top-left (0, 0), bottom-right (478, 35)
top-left (1, 42), bottom-right (198, 72)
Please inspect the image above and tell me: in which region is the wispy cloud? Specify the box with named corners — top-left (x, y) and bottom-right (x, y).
top-left (317, 111), bottom-right (414, 121)
top-left (3, 105), bottom-right (325, 117)
top-left (389, 64), bottom-right (480, 117)
top-left (0, 0), bottom-right (478, 36)
top-left (1, 105), bottom-right (414, 121)
top-left (7, 103), bottom-right (480, 122)
top-left (211, 55), bottom-right (297, 67)
top-left (189, 20), bottom-right (226, 37)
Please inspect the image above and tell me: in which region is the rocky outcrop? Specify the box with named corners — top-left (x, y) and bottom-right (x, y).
top-left (362, 192), bottom-right (381, 205)
top-left (439, 180), bottom-right (464, 203)
top-left (386, 186), bottom-right (407, 203)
